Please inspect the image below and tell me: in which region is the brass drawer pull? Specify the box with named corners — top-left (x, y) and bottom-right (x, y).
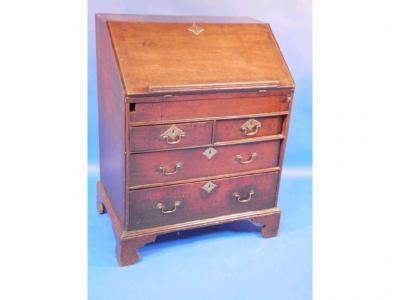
top-left (235, 152), bottom-right (257, 164)
top-left (160, 125), bottom-right (186, 144)
top-left (233, 190), bottom-right (255, 203)
top-left (159, 162), bottom-right (184, 176)
top-left (155, 200), bottom-right (182, 214)
top-left (240, 118), bottom-right (261, 136)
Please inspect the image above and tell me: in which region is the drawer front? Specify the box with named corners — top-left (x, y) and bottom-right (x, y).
top-left (214, 116), bottom-right (284, 143)
top-left (129, 95), bottom-right (289, 123)
top-left (129, 140), bottom-right (281, 187)
top-left (129, 172), bottom-right (279, 230)
top-left (129, 121), bottom-right (213, 152)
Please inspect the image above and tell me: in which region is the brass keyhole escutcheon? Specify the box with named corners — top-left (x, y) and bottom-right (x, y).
top-left (202, 181), bottom-right (217, 193)
top-left (203, 147), bottom-right (218, 159)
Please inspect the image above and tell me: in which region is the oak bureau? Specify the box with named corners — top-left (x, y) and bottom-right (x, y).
top-left (95, 14), bottom-right (295, 266)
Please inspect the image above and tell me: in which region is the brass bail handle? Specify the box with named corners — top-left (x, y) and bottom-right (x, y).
top-left (160, 125), bottom-right (186, 145)
top-left (159, 162), bottom-right (184, 176)
top-left (235, 152), bottom-right (257, 164)
top-left (163, 134), bottom-right (184, 145)
top-left (233, 190), bottom-right (255, 203)
top-left (155, 200), bottom-right (182, 214)
top-left (240, 118), bottom-right (262, 136)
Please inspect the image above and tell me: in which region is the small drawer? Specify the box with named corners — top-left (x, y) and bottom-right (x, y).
top-left (214, 116), bottom-right (284, 143)
top-left (129, 172), bottom-right (279, 230)
top-left (129, 121), bottom-right (213, 152)
top-left (128, 140), bottom-right (281, 187)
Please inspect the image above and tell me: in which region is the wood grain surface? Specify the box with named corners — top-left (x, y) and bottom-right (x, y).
top-left (214, 115), bottom-right (284, 142)
top-left (129, 121), bottom-right (213, 152)
top-left (129, 140), bottom-right (281, 187)
top-left (129, 94), bottom-right (289, 123)
top-left (107, 21), bottom-right (294, 95)
top-left (129, 172), bottom-right (279, 229)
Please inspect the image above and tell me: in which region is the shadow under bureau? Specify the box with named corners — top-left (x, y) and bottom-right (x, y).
top-left (95, 14), bottom-right (295, 266)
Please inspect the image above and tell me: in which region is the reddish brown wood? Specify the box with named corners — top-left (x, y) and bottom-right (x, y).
top-left (214, 116), bottom-right (284, 143)
top-left (129, 121), bottom-right (213, 152)
top-left (107, 21), bottom-right (294, 95)
top-left (97, 181), bottom-right (157, 265)
top-left (96, 15), bottom-right (126, 226)
top-left (116, 235), bottom-right (156, 266)
top-left (273, 92), bottom-right (295, 207)
top-left (129, 172), bottom-right (279, 230)
top-left (251, 208), bottom-right (281, 237)
top-left (96, 14), bottom-right (295, 266)
top-left (128, 89), bottom-right (290, 104)
top-left (129, 95), bottom-right (289, 123)
top-left (129, 140), bottom-right (281, 187)
top-left (98, 177), bottom-right (281, 266)
top-left (97, 181), bottom-right (123, 237)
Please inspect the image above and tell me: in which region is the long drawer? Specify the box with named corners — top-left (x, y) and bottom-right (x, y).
top-left (128, 172), bottom-right (279, 230)
top-left (129, 94), bottom-right (289, 123)
top-left (128, 140), bottom-right (281, 187)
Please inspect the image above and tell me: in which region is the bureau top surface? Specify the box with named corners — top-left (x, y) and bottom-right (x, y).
top-left (102, 14), bottom-right (294, 96)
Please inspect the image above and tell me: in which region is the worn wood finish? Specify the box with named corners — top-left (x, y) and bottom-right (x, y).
top-left (129, 172), bottom-right (279, 230)
top-left (148, 81), bottom-right (280, 94)
top-left (214, 115), bottom-right (284, 143)
top-left (128, 89), bottom-right (289, 104)
top-left (116, 235), bottom-right (157, 266)
top-left (129, 121), bottom-right (213, 152)
top-left (98, 179), bottom-right (281, 265)
top-left (97, 181), bottom-right (156, 266)
top-left (97, 181), bottom-right (122, 237)
top-left (96, 14), bottom-right (295, 265)
top-left (107, 21), bottom-right (294, 95)
top-left (129, 140), bottom-right (281, 187)
top-left (129, 94), bottom-right (289, 123)
top-left (251, 209), bottom-right (281, 237)
top-left (95, 15), bottom-right (126, 225)
top-left (124, 207), bottom-right (281, 239)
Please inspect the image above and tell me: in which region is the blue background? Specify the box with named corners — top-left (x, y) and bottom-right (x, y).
top-left (88, 1), bottom-right (312, 299)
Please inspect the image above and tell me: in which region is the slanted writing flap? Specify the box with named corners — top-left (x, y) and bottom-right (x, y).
top-left (107, 21), bottom-right (294, 95)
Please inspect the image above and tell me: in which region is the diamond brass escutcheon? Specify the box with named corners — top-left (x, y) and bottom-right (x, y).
top-left (203, 147), bottom-right (218, 159)
top-left (188, 23), bottom-right (204, 35)
top-left (202, 181), bottom-right (217, 193)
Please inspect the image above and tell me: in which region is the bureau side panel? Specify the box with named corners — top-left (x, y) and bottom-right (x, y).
top-left (268, 26), bottom-right (296, 207)
top-left (96, 15), bottom-right (126, 226)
